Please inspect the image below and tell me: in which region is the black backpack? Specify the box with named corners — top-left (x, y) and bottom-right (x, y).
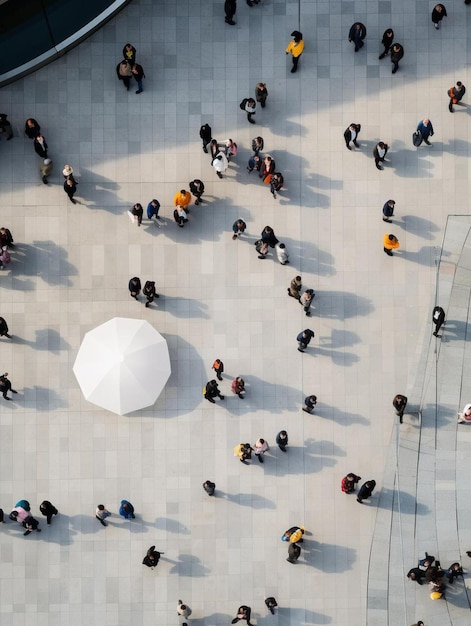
top-left (239, 98), bottom-right (248, 110)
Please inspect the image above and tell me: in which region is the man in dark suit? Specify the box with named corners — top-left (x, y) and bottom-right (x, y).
top-left (348, 22), bottom-right (366, 52)
top-left (344, 123), bottom-right (361, 150)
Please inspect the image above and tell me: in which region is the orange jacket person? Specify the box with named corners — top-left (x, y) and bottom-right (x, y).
top-left (173, 189), bottom-right (191, 210)
top-left (286, 31), bottom-right (304, 73)
top-left (383, 234), bottom-right (400, 256)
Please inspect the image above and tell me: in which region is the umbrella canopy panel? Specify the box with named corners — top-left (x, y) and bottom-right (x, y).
top-left (73, 317), bottom-right (171, 415)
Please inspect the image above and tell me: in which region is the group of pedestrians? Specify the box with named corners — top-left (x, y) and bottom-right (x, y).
top-left (407, 552), bottom-right (464, 600)
top-left (2, 498), bottom-right (58, 536)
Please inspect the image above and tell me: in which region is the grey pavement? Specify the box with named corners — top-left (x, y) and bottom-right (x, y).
top-left (0, 0), bottom-right (471, 625)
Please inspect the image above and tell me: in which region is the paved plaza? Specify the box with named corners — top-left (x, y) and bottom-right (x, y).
top-left (0, 0), bottom-right (471, 624)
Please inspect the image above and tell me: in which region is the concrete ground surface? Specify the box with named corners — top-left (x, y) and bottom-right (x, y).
top-left (0, 0), bottom-right (470, 624)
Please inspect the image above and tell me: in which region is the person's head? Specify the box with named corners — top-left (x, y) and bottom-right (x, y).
top-left (135, 203), bottom-right (142, 209)
top-left (388, 235), bottom-right (396, 242)
top-left (27, 118), bottom-right (35, 126)
top-left (180, 189), bottom-right (186, 195)
top-left (180, 605), bottom-right (187, 610)
top-left (407, 571), bottom-right (417, 580)
top-left (416, 621), bottom-right (424, 625)
top-left (259, 438), bottom-right (265, 444)
top-left (279, 430), bottom-right (287, 439)
top-left (296, 275), bottom-right (301, 282)
top-left (291, 30), bottom-right (302, 42)
top-left (279, 243), bottom-right (285, 249)
top-left (386, 29), bottom-right (393, 36)
top-left (355, 23), bottom-right (361, 29)
top-left (97, 504), bottom-right (105, 511)
top-left (44, 158), bottom-right (51, 165)
top-left (216, 155), bottom-right (222, 161)
top-left (63, 165), bottom-right (73, 175)
top-left (151, 199), bottom-right (158, 206)
top-left (378, 141), bottom-right (386, 149)
top-left (423, 118), bottom-right (429, 125)
top-left (121, 60), bottom-right (128, 67)
top-left (388, 199), bottom-right (395, 206)
top-left (124, 43), bottom-right (133, 50)
top-left (457, 81), bottom-right (462, 88)
top-left (436, 4), bottom-right (442, 11)
top-left (309, 395), bottom-right (317, 403)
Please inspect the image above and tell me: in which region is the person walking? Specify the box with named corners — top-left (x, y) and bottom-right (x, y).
top-left (432, 306), bottom-right (445, 336)
top-left (448, 82), bottom-right (466, 112)
top-left (357, 480), bottom-right (376, 503)
top-left (95, 504), bottom-right (111, 526)
top-left (189, 179), bottom-right (205, 205)
top-left (288, 275), bottom-right (302, 300)
top-left (24, 118), bottom-right (40, 139)
top-left (302, 394), bottom-right (317, 413)
top-left (40, 158), bottom-right (53, 185)
top-left (393, 394), bottom-right (408, 423)
top-left (142, 546), bottom-right (163, 568)
top-left (212, 358), bottom-right (224, 381)
top-left (254, 438), bottom-right (269, 463)
top-left (234, 443), bottom-right (253, 464)
top-left (281, 526), bottom-right (305, 543)
top-left (116, 60), bottom-right (133, 90)
top-left (39, 500), bottom-right (58, 524)
top-left (390, 43), bottom-right (404, 74)
top-left (199, 123), bottom-right (212, 153)
top-left (287, 542), bottom-right (301, 563)
top-left (297, 329), bottom-right (315, 353)
top-left (122, 43), bottom-right (136, 64)
top-left (255, 83), bottom-right (268, 108)
top-left (341, 473), bottom-right (361, 493)
top-left (204, 380), bottom-right (224, 403)
top-left (382, 199), bottom-right (395, 223)
top-left (64, 177), bottom-right (77, 204)
top-left (231, 376), bottom-right (245, 398)
top-left (270, 173), bottom-right (284, 199)
top-left (383, 234), bottom-right (400, 256)
top-left (129, 202), bottom-right (143, 226)
top-left (286, 31), bottom-right (304, 73)
top-left (432, 4), bottom-right (447, 29)
top-left (128, 276), bottom-right (141, 300)
top-left (348, 22), bottom-right (367, 52)
top-left (300, 289), bottom-right (314, 316)
top-left (264, 597), bottom-right (278, 614)
top-left (231, 606), bottom-right (253, 625)
top-left (143, 281), bottom-right (158, 307)
top-left (203, 480), bottom-right (216, 496)
top-left (242, 98), bottom-right (256, 124)
top-left (0, 373), bottom-right (17, 400)
top-left (147, 199), bottom-right (161, 222)
top-left (212, 151), bottom-right (229, 179)
top-left (260, 155), bottom-right (276, 182)
top-left (378, 28), bottom-right (394, 59)
top-left (177, 601), bottom-right (192, 619)
top-left (0, 316), bottom-right (12, 339)
top-left (276, 430), bottom-right (288, 452)
top-left (33, 135), bottom-right (48, 158)
top-left (119, 500), bottom-right (135, 519)
top-left (132, 63), bottom-right (145, 94)
top-left (224, 0), bottom-right (237, 25)
top-left (416, 118), bottom-right (434, 146)
top-left (373, 142), bottom-right (389, 169)
top-left (344, 123), bottom-right (361, 150)
top-left (0, 227), bottom-right (14, 248)
top-left (232, 219), bottom-right (246, 240)
top-left (445, 562), bottom-right (464, 584)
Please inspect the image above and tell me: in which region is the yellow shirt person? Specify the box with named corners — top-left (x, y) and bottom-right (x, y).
top-left (286, 31), bottom-right (304, 73)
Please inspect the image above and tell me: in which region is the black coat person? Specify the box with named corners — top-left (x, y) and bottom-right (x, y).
top-left (379, 28), bottom-right (394, 59)
top-left (344, 123), bottom-right (361, 150)
top-left (143, 281), bottom-right (158, 307)
top-left (142, 545), bottom-right (163, 568)
top-left (287, 542), bottom-right (301, 563)
top-left (203, 480), bottom-right (215, 496)
top-left (39, 500), bottom-right (58, 524)
top-left (390, 43), bottom-right (404, 74)
top-left (199, 124), bottom-right (212, 153)
top-left (264, 597), bottom-right (278, 614)
top-left (357, 480), bottom-right (376, 503)
top-left (432, 306), bottom-right (445, 337)
top-left (128, 277), bottom-right (141, 300)
top-left (0, 316), bottom-right (12, 338)
top-left (348, 22), bottom-right (366, 52)
top-left (393, 394), bottom-right (407, 424)
top-left (24, 118), bottom-right (41, 139)
top-left (34, 135), bottom-right (48, 158)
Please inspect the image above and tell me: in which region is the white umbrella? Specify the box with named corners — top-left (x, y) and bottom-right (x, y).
top-left (73, 317), bottom-right (171, 415)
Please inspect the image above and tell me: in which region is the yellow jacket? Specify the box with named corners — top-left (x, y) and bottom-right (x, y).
top-left (234, 444), bottom-right (244, 459)
top-left (174, 191), bottom-right (191, 208)
top-left (286, 39), bottom-right (304, 58)
top-left (383, 234), bottom-right (400, 250)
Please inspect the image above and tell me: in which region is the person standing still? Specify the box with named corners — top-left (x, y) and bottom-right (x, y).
top-left (64, 177), bottom-right (77, 204)
top-left (344, 123), bottom-right (361, 150)
top-left (225, 0), bottom-right (237, 25)
top-left (128, 277), bottom-right (141, 300)
top-left (382, 199), bottom-right (395, 223)
top-left (432, 4), bottom-right (447, 29)
top-left (393, 394), bottom-right (407, 424)
top-left (286, 31), bottom-right (304, 73)
top-left (132, 63), bottom-right (145, 94)
top-left (199, 123), bottom-right (212, 153)
top-left (297, 329), bottom-right (315, 353)
top-left (117, 60), bottom-right (133, 90)
top-left (255, 83), bottom-right (268, 108)
top-left (177, 601), bottom-right (192, 619)
top-left (374, 142), bottom-right (389, 169)
top-left (95, 504), bottom-right (111, 526)
top-left (276, 430), bottom-right (288, 452)
top-left (379, 28), bottom-right (394, 59)
top-left (383, 234), bottom-right (400, 256)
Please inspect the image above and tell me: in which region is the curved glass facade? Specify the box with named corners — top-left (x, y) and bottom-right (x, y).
top-left (0, 0), bottom-right (130, 85)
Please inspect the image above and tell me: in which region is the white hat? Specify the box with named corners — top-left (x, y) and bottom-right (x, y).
top-left (44, 158), bottom-right (51, 165)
